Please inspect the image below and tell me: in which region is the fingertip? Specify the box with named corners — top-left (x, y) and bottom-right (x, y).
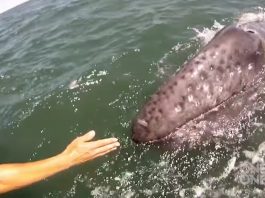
top-left (89, 130), bottom-right (96, 137)
top-left (111, 147), bottom-right (118, 152)
top-left (108, 138), bottom-right (120, 146)
top-left (87, 130), bottom-right (96, 139)
top-left (81, 130), bottom-right (96, 141)
top-left (112, 138), bottom-right (119, 142)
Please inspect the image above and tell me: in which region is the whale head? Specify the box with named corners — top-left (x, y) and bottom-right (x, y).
top-left (132, 19), bottom-right (265, 147)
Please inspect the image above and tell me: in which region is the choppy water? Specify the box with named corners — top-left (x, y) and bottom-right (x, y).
top-left (1, 0), bottom-right (265, 197)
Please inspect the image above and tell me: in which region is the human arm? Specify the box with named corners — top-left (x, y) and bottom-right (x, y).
top-left (0, 130), bottom-right (120, 194)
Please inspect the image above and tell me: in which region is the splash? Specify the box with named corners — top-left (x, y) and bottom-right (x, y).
top-left (237, 7), bottom-right (265, 25)
top-left (192, 20), bottom-right (225, 45)
top-left (68, 70), bottom-right (108, 90)
top-left (192, 7), bottom-right (265, 45)
top-left (243, 142), bottom-right (265, 164)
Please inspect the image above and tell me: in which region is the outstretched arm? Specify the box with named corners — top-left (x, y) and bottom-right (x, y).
top-left (0, 130), bottom-right (120, 194)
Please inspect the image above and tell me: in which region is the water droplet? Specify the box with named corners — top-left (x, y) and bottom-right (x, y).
top-left (198, 64), bottom-right (204, 70)
top-left (203, 83), bottom-right (209, 92)
top-left (248, 63), bottom-right (254, 70)
top-left (69, 80), bottom-right (79, 90)
top-left (188, 95), bottom-right (194, 102)
top-left (191, 70), bottom-right (199, 78)
top-left (174, 105), bottom-right (182, 113)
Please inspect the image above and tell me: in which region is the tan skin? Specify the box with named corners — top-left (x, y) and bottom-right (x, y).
top-left (0, 130), bottom-right (120, 194)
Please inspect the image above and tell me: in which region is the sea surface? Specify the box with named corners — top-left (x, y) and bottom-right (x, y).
top-left (1, 0), bottom-right (265, 197)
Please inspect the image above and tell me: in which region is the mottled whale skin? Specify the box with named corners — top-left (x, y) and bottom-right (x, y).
top-left (132, 20), bottom-right (265, 149)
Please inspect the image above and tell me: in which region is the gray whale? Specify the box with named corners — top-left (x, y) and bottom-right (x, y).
top-left (132, 20), bottom-right (265, 149)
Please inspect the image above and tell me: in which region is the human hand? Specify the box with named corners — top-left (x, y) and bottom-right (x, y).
top-left (61, 130), bottom-right (120, 167)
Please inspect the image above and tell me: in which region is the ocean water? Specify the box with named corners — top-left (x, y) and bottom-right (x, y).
top-left (1, 0), bottom-right (265, 197)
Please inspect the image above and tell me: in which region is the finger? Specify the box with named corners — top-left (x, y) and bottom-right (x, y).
top-left (93, 142), bottom-right (120, 154)
top-left (94, 147), bottom-right (118, 158)
top-left (79, 130), bottom-right (96, 141)
top-left (90, 138), bottom-right (119, 149)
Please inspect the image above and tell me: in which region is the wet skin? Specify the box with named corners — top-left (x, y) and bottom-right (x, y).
top-left (132, 21), bottom-right (265, 148)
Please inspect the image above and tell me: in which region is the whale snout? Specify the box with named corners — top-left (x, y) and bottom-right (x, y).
top-left (131, 119), bottom-right (148, 143)
top-left (132, 117), bottom-right (171, 143)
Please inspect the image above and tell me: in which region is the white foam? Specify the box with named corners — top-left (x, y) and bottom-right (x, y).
top-left (219, 156), bottom-right (237, 179)
top-left (238, 7), bottom-right (265, 25)
top-left (0, 0), bottom-right (30, 14)
top-left (192, 7), bottom-right (265, 46)
top-left (243, 141), bottom-right (265, 164)
top-left (192, 20), bottom-right (225, 45)
top-left (68, 80), bottom-right (79, 90)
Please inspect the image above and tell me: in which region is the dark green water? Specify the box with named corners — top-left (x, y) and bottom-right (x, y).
top-left (1, 0), bottom-right (265, 197)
